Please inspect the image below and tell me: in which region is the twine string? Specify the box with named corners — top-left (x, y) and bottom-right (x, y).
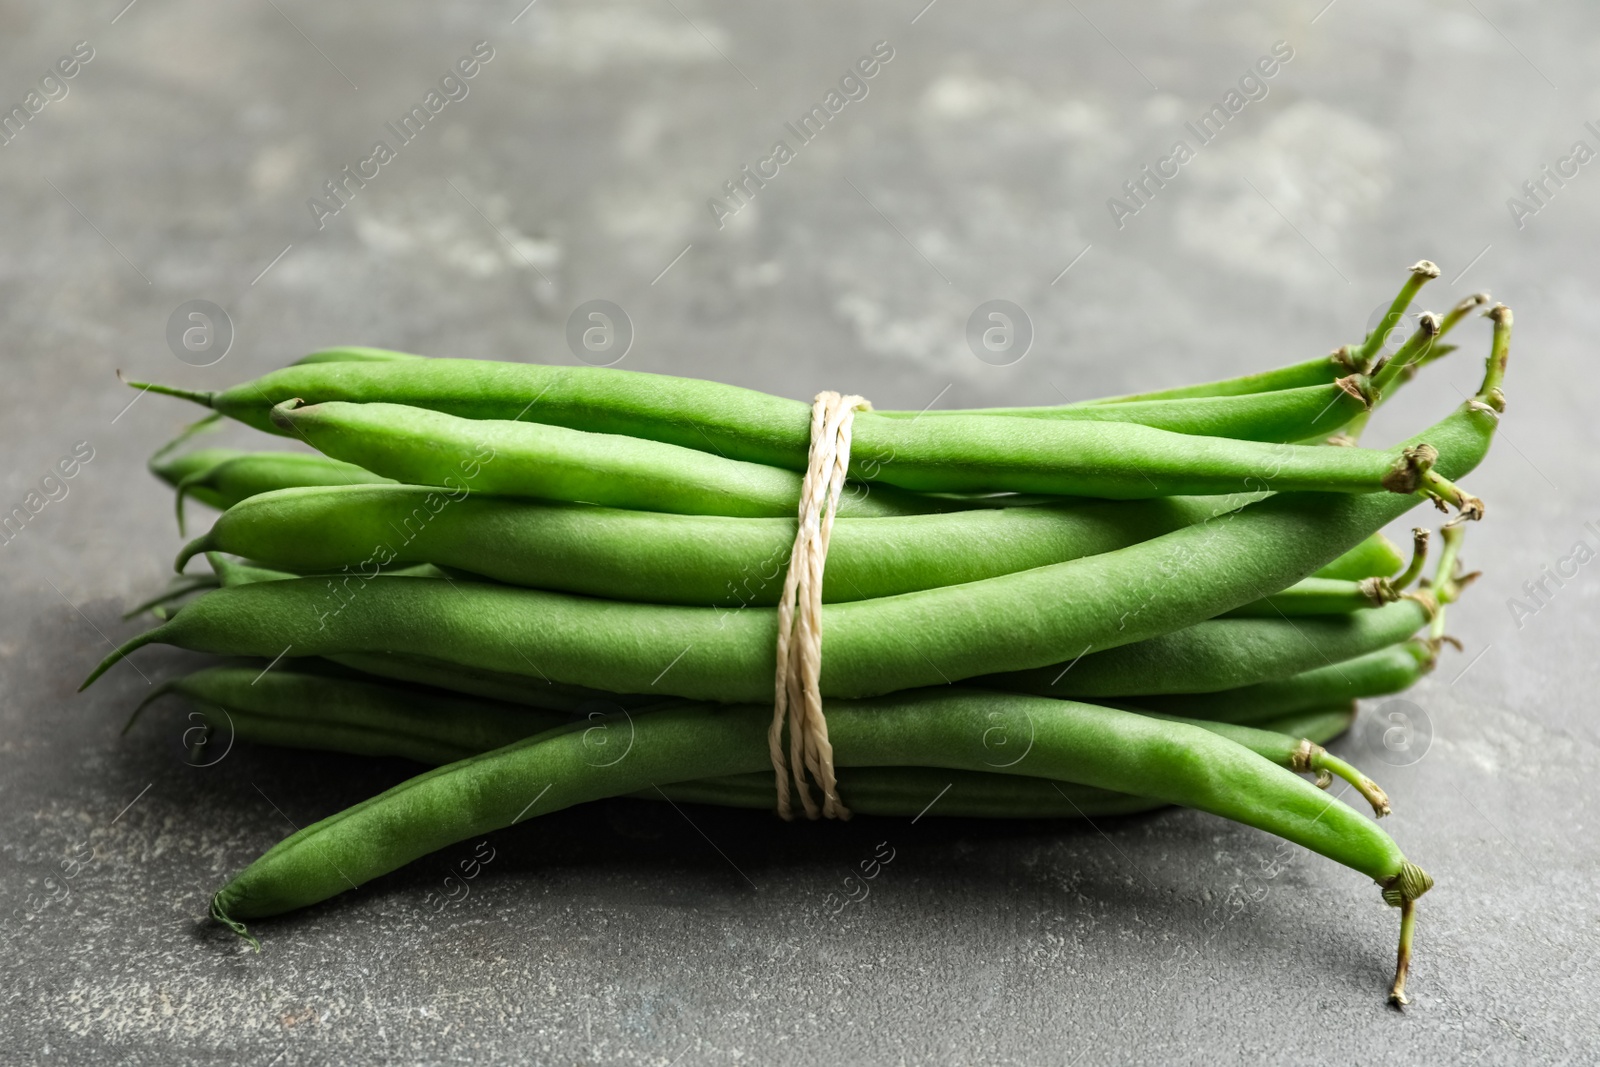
top-left (767, 390), bottom-right (869, 820)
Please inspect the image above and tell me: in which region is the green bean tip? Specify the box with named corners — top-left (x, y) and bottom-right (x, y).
top-left (210, 895), bottom-right (261, 952)
top-left (268, 398), bottom-right (307, 430)
top-left (128, 379), bottom-right (215, 406)
top-left (175, 533), bottom-right (213, 574)
top-left (78, 631), bottom-right (157, 691)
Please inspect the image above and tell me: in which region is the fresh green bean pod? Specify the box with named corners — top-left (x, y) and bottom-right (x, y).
top-left (652, 704), bottom-right (1354, 818)
top-left (85, 313), bottom-right (1505, 702)
top-left (1311, 531), bottom-right (1404, 581)
top-left (177, 487), bottom-right (1243, 606)
top-left (996, 597), bottom-right (1432, 698)
top-left (207, 688), bottom-right (1427, 1003)
top-left (874, 380), bottom-right (1375, 442)
top-left (149, 447), bottom-right (246, 513)
top-left (122, 574), bottom-right (220, 620)
top-left (202, 551), bottom-right (444, 588)
top-left (1073, 353), bottom-right (1357, 405)
top-left (164, 451), bottom-right (392, 532)
top-left (266, 396), bottom-right (1473, 512)
top-left (131, 267), bottom-right (1446, 451)
top-left (81, 574), bottom-right (1428, 704)
top-left (1119, 639), bottom-right (1435, 721)
top-left (655, 705), bottom-right (1354, 816)
top-left (334, 353), bottom-right (1388, 445)
top-left (131, 271), bottom-right (1458, 458)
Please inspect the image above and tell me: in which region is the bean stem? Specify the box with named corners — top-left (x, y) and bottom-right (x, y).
top-left (1389, 897), bottom-right (1417, 1006)
top-left (1355, 260), bottom-right (1440, 369)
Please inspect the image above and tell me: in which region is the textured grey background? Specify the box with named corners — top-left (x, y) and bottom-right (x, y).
top-left (2, 0), bottom-right (1596, 1063)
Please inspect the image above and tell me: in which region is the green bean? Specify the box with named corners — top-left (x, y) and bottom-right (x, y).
top-left (201, 551), bottom-right (443, 588)
top-left (666, 707), bottom-right (1351, 814)
top-left (122, 573), bottom-right (219, 620)
top-left (253, 273), bottom-right (1418, 421)
top-left (177, 488), bottom-right (1242, 605)
top-left (183, 486), bottom-right (1383, 614)
top-left (84, 315), bottom-right (1507, 701)
top-left (1072, 353), bottom-right (1357, 405)
top-left (167, 269), bottom-right (1455, 439)
top-left (165, 451), bottom-right (392, 532)
top-left (82, 573), bottom-right (1424, 704)
top-left (149, 447), bottom-right (246, 513)
top-left (207, 687), bottom-right (1428, 1003)
top-left (652, 705), bottom-right (1360, 817)
top-left (261, 392), bottom-right (1480, 513)
top-left (134, 358), bottom-right (1356, 454)
top-left (1226, 526), bottom-right (1423, 616)
top-left (1119, 639), bottom-right (1434, 721)
top-left (874, 380), bottom-right (1378, 443)
top-left (1311, 531), bottom-right (1403, 581)
top-left (996, 598), bottom-right (1432, 698)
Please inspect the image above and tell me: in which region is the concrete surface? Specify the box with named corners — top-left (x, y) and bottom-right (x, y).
top-left (2, 0), bottom-right (1597, 1062)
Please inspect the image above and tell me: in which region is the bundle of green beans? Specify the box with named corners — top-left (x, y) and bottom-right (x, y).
top-left (92, 265), bottom-right (1507, 1005)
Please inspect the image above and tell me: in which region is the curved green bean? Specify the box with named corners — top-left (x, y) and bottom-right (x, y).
top-left (875, 380), bottom-right (1376, 443)
top-left (207, 688), bottom-right (1427, 1004)
top-left (266, 396), bottom-right (1474, 512)
top-left (177, 488), bottom-right (1240, 605)
top-left (154, 449), bottom-right (392, 532)
top-left (996, 598), bottom-right (1432, 698)
top-left (653, 703), bottom-right (1356, 817)
top-left (149, 447), bottom-right (246, 514)
top-left (182, 486), bottom-right (1383, 613)
top-left (1119, 639), bottom-right (1435, 721)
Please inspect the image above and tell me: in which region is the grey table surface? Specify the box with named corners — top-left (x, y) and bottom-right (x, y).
top-left (2, 0), bottom-right (1597, 1063)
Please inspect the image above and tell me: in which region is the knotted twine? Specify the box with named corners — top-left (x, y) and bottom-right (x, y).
top-left (768, 391), bottom-right (870, 821)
